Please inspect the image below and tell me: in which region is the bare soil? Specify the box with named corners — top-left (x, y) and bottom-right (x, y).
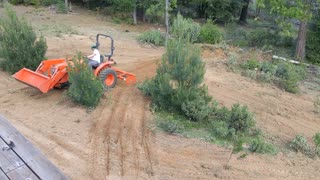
top-left (0, 5), bottom-right (320, 179)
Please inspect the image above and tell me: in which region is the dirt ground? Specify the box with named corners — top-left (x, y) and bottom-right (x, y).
top-left (1, 6), bottom-right (320, 180)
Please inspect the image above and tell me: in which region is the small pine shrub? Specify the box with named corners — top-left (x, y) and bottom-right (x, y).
top-left (171, 14), bottom-right (200, 43)
top-left (56, 0), bottom-right (67, 14)
top-left (290, 135), bottom-right (315, 158)
top-left (181, 93), bottom-right (214, 121)
top-left (67, 53), bottom-right (104, 107)
top-left (137, 29), bottom-right (165, 46)
top-left (198, 21), bottom-right (223, 44)
top-left (313, 133), bottom-right (320, 156)
top-left (260, 61), bottom-right (277, 74)
top-left (0, 4), bottom-right (47, 74)
top-left (211, 120), bottom-right (230, 139)
top-left (229, 104), bottom-right (255, 135)
top-left (249, 138), bottom-right (278, 155)
top-left (275, 62), bottom-right (306, 93)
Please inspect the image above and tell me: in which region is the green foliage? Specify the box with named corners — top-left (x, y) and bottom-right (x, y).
top-left (67, 53), bottom-right (104, 107)
top-left (171, 14), bottom-right (200, 43)
top-left (313, 133), bottom-right (320, 156)
top-left (249, 138), bottom-right (278, 154)
top-left (41, 0), bottom-right (57, 6)
top-left (205, 0), bottom-right (242, 23)
top-left (137, 29), bottom-right (165, 46)
top-left (181, 91), bottom-right (214, 121)
top-left (198, 21), bottom-right (223, 44)
top-left (9, 0), bottom-right (39, 5)
top-left (247, 29), bottom-right (293, 48)
top-left (275, 62), bottom-right (306, 93)
top-left (306, 16), bottom-right (320, 65)
top-left (139, 39), bottom-right (206, 112)
top-left (0, 5), bottom-right (47, 74)
top-left (229, 104), bottom-right (255, 135)
top-left (56, 0), bottom-right (67, 14)
top-left (240, 59), bottom-right (260, 70)
top-left (236, 59), bottom-right (306, 93)
top-left (290, 135), bottom-right (315, 158)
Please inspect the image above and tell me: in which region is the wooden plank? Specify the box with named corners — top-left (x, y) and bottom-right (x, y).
top-left (6, 165), bottom-right (39, 180)
top-left (0, 115), bottom-right (68, 180)
top-left (0, 139), bottom-right (25, 173)
top-left (0, 169), bottom-right (9, 180)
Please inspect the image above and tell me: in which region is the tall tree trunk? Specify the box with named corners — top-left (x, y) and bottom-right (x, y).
top-left (239, 0), bottom-right (250, 24)
top-left (64, 0), bottom-right (68, 13)
top-left (133, 4), bottom-right (137, 25)
top-left (165, 0), bottom-right (169, 46)
top-left (295, 21), bottom-right (307, 60)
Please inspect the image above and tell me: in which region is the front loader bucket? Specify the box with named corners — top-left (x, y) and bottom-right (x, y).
top-left (13, 68), bottom-right (52, 93)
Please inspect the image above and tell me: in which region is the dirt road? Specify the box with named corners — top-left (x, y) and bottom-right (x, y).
top-left (0, 5), bottom-right (320, 180)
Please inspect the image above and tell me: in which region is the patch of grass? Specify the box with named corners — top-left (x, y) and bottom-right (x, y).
top-left (38, 23), bottom-right (79, 37)
top-left (137, 29), bottom-right (165, 46)
top-left (289, 135), bottom-right (315, 158)
top-left (232, 59), bottom-right (306, 93)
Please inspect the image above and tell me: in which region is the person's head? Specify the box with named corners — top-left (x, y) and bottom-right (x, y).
top-left (91, 44), bottom-right (97, 50)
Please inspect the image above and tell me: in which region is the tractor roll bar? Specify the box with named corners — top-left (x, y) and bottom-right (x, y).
top-left (96, 34), bottom-right (115, 60)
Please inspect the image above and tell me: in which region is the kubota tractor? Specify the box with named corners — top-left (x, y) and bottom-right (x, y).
top-left (13, 34), bottom-right (136, 93)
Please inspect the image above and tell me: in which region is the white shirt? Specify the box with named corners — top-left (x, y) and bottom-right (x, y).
top-left (92, 49), bottom-right (101, 63)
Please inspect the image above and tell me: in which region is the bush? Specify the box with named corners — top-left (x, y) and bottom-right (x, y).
top-left (249, 138), bottom-right (278, 155)
top-left (313, 133), bottom-right (320, 156)
top-left (41, 0), bottom-right (57, 6)
top-left (0, 5), bottom-right (47, 74)
top-left (171, 14), bottom-right (200, 43)
top-left (198, 21), bottom-right (223, 44)
top-left (56, 0), bottom-right (67, 14)
top-left (137, 29), bottom-right (165, 46)
top-left (290, 135), bottom-right (315, 158)
top-left (240, 59), bottom-right (260, 70)
top-left (67, 53), bottom-right (104, 107)
top-left (229, 104), bottom-right (255, 135)
top-left (275, 62), bottom-right (306, 93)
top-left (306, 16), bottom-right (320, 65)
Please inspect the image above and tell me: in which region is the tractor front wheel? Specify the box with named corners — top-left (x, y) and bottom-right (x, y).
top-left (99, 68), bottom-right (117, 89)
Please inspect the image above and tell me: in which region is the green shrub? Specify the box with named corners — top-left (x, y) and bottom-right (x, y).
top-left (290, 135), bottom-right (315, 158)
top-left (0, 5), bottom-right (47, 74)
top-left (243, 69), bottom-right (257, 79)
top-left (275, 62), bottom-right (306, 93)
top-left (229, 104), bottom-right (255, 135)
top-left (240, 59), bottom-right (260, 70)
top-left (181, 93), bottom-right (215, 121)
top-left (211, 120), bottom-right (232, 139)
top-left (257, 72), bottom-right (274, 83)
top-left (56, 0), bottom-right (67, 14)
top-left (313, 133), bottom-right (320, 156)
top-left (249, 138), bottom-right (278, 155)
top-left (139, 39), bottom-right (206, 112)
top-left (198, 21), bottom-right (223, 44)
top-left (67, 53), bottom-right (104, 107)
top-left (137, 29), bottom-right (165, 46)
top-left (260, 61), bottom-right (277, 74)
top-left (306, 16), bottom-right (320, 65)
top-left (41, 0), bottom-right (57, 6)
top-left (171, 14), bottom-right (200, 43)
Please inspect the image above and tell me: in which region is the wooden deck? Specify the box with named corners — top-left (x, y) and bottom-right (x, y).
top-left (0, 115), bottom-right (67, 180)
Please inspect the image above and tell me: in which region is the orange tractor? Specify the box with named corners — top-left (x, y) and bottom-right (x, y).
top-left (13, 34), bottom-right (136, 93)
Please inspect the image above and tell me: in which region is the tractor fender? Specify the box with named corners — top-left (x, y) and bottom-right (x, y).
top-left (94, 62), bottom-right (112, 76)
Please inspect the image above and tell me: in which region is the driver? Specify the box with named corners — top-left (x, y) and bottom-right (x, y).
top-left (87, 44), bottom-right (100, 69)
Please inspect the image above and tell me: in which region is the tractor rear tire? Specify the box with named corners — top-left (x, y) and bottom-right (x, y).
top-left (99, 68), bottom-right (117, 89)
